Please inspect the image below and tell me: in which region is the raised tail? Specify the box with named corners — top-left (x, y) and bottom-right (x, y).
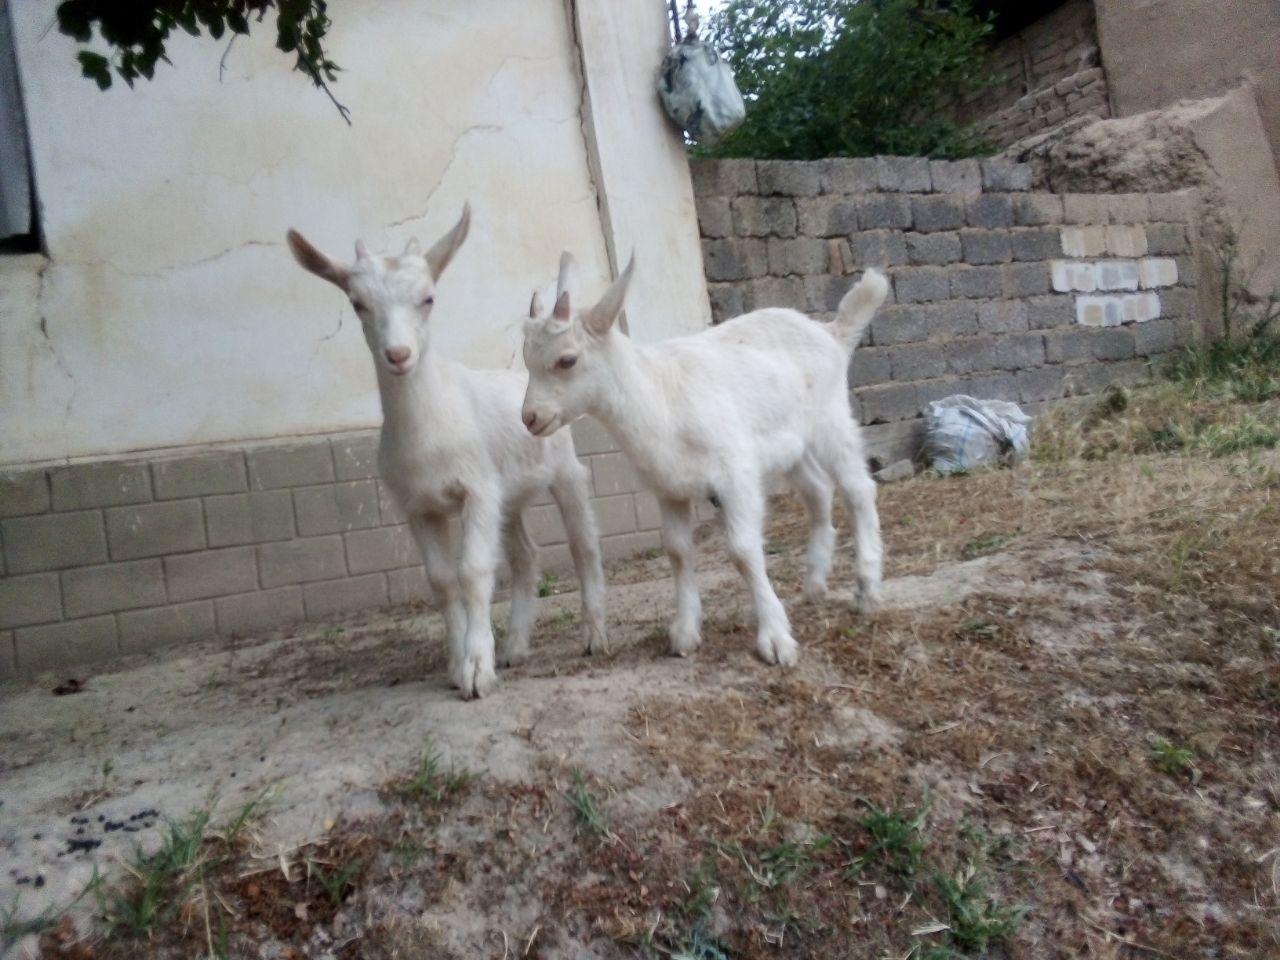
top-left (832, 269), bottom-right (889, 353)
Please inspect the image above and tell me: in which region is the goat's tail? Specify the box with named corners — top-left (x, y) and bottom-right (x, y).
top-left (832, 269), bottom-right (889, 353)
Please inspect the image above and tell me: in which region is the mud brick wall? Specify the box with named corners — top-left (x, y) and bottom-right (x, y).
top-left (0, 421), bottom-right (665, 678)
top-left (691, 156), bottom-right (1202, 460)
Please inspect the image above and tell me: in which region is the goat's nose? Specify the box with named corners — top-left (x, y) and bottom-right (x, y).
top-left (385, 346), bottom-right (411, 364)
top-left (522, 410), bottom-right (538, 431)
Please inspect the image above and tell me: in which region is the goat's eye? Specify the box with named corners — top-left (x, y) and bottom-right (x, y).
top-left (351, 301), bottom-right (368, 315)
top-left (419, 295), bottom-right (435, 309)
top-left (556, 355), bottom-right (578, 370)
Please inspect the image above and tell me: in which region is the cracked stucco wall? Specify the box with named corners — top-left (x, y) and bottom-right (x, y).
top-left (2, 0), bottom-right (708, 466)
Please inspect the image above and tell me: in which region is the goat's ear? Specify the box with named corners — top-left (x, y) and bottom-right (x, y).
top-left (555, 250), bottom-right (580, 302)
top-left (529, 289), bottom-right (546, 320)
top-left (583, 256), bottom-right (635, 338)
top-left (354, 238), bottom-right (372, 262)
top-left (286, 229), bottom-right (350, 291)
top-left (404, 237), bottom-right (421, 257)
top-left (426, 202), bottom-right (471, 280)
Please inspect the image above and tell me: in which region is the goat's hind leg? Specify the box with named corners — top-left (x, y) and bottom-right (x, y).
top-left (788, 454), bottom-right (837, 601)
top-left (550, 461), bottom-right (608, 654)
top-left (719, 480), bottom-right (797, 667)
top-left (499, 513), bottom-right (537, 667)
top-left (815, 417), bottom-right (883, 613)
top-left (659, 498), bottom-right (702, 656)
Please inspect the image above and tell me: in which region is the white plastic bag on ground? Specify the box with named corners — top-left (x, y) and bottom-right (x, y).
top-left (657, 39), bottom-right (746, 145)
top-left (923, 395), bottom-right (1032, 474)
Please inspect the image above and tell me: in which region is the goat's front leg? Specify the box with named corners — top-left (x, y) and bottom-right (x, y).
top-left (719, 480), bottom-right (797, 667)
top-left (659, 498), bottom-right (702, 656)
top-left (550, 462), bottom-right (607, 654)
top-left (409, 516), bottom-right (465, 676)
top-left (455, 489), bottom-right (503, 699)
top-left (500, 514), bottom-right (537, 667)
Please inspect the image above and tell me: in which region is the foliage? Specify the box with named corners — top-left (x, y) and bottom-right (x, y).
top-left (702, 0), bottom-right (994, 159)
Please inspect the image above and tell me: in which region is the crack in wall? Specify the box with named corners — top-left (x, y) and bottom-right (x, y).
top-left (31, 259), bottom-right (78, 427)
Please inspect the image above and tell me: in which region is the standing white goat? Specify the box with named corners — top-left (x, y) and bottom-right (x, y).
top-left (286, 208), bottom-right (607, 699)
top-left (521, 255), bottom-right (888, 667)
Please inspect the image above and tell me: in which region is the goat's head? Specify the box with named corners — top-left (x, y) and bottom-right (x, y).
top-left (520, 251), bottom-right (634, 437)
top-left (285, 204), bottom-right (471, 377)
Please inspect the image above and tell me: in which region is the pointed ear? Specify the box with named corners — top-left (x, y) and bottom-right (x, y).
top-left (404, 237), bottom-right (421, 257)
top-left (583, 256), bottom-right (635, 338)
top-left (552, 290), bottom-right (571, 323)
top-left (426, 202), bottom-right (471, 280)
top-left (286, 229), bottom-right (350, 290)
top-left (555, 250), bottom-right (580, 301)
top-left (529, 289), bottom-right (545, 319)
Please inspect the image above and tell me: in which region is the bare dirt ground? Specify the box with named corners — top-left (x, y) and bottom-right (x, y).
top-left (3, 390), bottom-right (1280, 960)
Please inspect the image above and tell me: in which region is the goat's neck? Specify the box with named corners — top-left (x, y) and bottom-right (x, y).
top-left (375, 352), bottom-right (450, 441)
top-left (591, 334), bottom-right (675, 462)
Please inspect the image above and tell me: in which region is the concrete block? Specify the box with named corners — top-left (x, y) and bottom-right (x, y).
top-left (744, 276), bottom-right (807, 312)
top-left (50, 462), bottom-right (151, 511)
top-left (733, 196), bottom-right (798, 237)
top-left (1096, 260), bottom-right (1140, 292)
top-left (795, 196), bottom-right (856, 237)
top-left (1144, 223), bottom-right (1190, 255)
top-left (857, 194), bottom-right (912, 230)
top-left (1106, 224), bottom-right (1148, 258)
top-left (946, 337), bottom-right (999, 375)
top-left (850, 230), bottom-right (909, 268)
top-left (1060, 225), bottom-right (1106, 257)
top-left (332, 433), bottom-right (380, 481)
top-left (1160, 286), bottom-right (1200, 319)
top-left (919, 301), bottom-right (980, 338)
top-left (980, 159), bottom-right (1032, 191)
top-left (960, 229), bottom-right (1012, 264)
top-left (388, 566), bottom-right (430, 606)
top-left (592, 494), bottom-right (637, 537)
top-left (303, 574), bottom-right (389, 620)
top-left (105, 499), bottom-right (205, 560)
top-left (1139, 258), bottom-right (1178, 289)
top-left (696, 196), bottom-right (733, 238)
top-left (0, 573), bottom-right (62, 629)
top-left (950, 266), bottom-right (1003, 300)
top-left (707, 284), bottom-right (745, 323)
top-left (905, 232), bottom-right (962, 265)
top-left (767, 237), bottom-right (828, 276)
top-left (966, 194), bottom-right (1015, 229)
top-left (525, 503), bottom-right (567, 547)
top-left (247, 441), bottom-right (335, 490)
top-left (632, 490), bottom-right (662, 532)
top-left (890, 342), bottom-right (948, 381)
top-left (1062, 194), bottom-right (1109, 225)
top-left (869, 305), bottom-right (926, 345)
top-left (592, 452), bottom-right (642, 496)
top-left (152, 452), bottom-right (247, 500)
top-left (876, 156), bottom-right (931, 192)
top-left (702, 238), bottom-right (768, 281)
top-left (893, 267), bottom-right (951, 304)
top-left (819, 157), bottom-right (878, 194)
top-left (1026, 295), bottom-right (1074, 329)
top-left (849, 347), bottom-right (891, 388)
top-left (1052, 260), bottom-right (1098, 293)
top-left (258, 535), bottom-right (347, 587)
top-left (214, 586), bottom-right (304, 637)
top-left (0, 471), bottom-right (50, 518)
top-left (1010, 227), bottom-right (1062, 261)
top-left (757, 160), bottom-right (821, 196)
top-left (345, 525), bottom-right (419, 574)
top-left (856, 383), bottom-right (919, 424)
top-left (205, 490), bottom-right (295, 546)
top-left (1075, 296), bottom-right (1125, 328)
top-left (689, 158), bottom-right (757, 196)
top-left (600, 530), bottom-right (663, 563)
top-left (165, 546), bottom-right (259, 602)
top-left (1013, 194), bottom-right (1064, 226)
top-left (1148, 190), bottom-right (1196, 222)
top-left (1135, 316), bottom-right (1192, 355)
top-left (15, 615), bottom-right (118, 673)
top-left (978, 300), bottom-right (1030, 334)
top-left (1105, 193), bottom-right (1150, 224)
top-left (1123, 292), bottom-right (1162, 324)
top-left (1016, 365), bottom-right (1068, 402)
top-left (570, 417), bottom-right (618, 457)
top-left (1045, 327), bottom-right (1097, 362)
top-left (995, 333), bottom-right (1046, 370)
top-left (1094, 327), bottom-right (1136, 360)
top-left (1003, 262), bottom-right (1053, 298)
top-left (958, 373), bottom-right (1019, 403)
top-left (0, 632), bottom-right (14, 681)
top-left (118, 601), bottom-right (216, 655)
top-left (63, 559), bottom-right (166, 617)
top-left (805, 274), bottom-right (852, 314)
top-left (294, 480), bottom-right (380, 536)
top-left (3, 510), bottom-right (107, 573)
top-left (929, 159), bottom-right (981, 194)
top-left (911, 196), bottom-right (964, 233)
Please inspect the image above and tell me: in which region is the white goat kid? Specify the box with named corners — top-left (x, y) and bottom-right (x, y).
top-left (286, 208), bottom-right (607, 699)
top-left (522, 255), bottom-right (888, 667)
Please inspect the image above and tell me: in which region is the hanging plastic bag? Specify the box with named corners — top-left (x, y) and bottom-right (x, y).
top-left (923, 395), bottom-right (1032, 475)
top-left (657, 37), bottom-right (746, 145)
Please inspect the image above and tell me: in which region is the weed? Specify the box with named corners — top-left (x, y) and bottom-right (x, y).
top-left (311, 858), bottom-right (361, 907)
top-left (846, 802), bottom-right (928, 881)
top-left (537, 570), bottom-right (557, 598)
top-left (959, 532), bottom-right (1015, 559)
top-left (566, 768), bottom-right (609, 837)
top-left (105, 809), bottom-right (212, 938)
top-left (393, 744), bottom-right (474, 805)
top-left (1150, 737), bottom-right (1197, 779)
top-left (931, 865), bottom-right (1024, 952)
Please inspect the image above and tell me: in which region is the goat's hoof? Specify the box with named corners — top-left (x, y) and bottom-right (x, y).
top-left (668, 626), bottom-right (701, 657)
top-left (854, 590), bottom-right (882, 615)
top-left (453, 655), bottom-right (497, 699)
top-left (497, 647), bottom-right (530, 669)
top-left (757, 630), bottom-right (799, 667)
top-left (803, 579), bottom-right (830, 602)
top-left (583, 624), bottom-right (607, 656)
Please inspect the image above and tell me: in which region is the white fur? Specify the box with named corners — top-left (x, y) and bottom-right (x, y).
top-left (287, 209), bottom-right (607, 699)
top-left (522, 255), bottom-right (888, 666)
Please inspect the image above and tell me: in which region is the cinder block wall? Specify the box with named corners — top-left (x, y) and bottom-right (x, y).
top-left (691, 156), bottom-right (1201, 462)
top-left (0, 422), bottom-right (661, 678)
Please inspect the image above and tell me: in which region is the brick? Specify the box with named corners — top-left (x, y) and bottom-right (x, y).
top-left (63, 559), bottom-right (166, 617)
top-left (0, 471), bottom-right (50, 518)
top-left (757, 160), bottom-right (821, 196)
top-left (259, 535), bottom-right (346, 588)
top-left (214, 586), bottom-right (304, 637)
top-left (818, 157), bottom-right (877, 194)
top-left (946, 338), bottom-right (999, 375)
top-left (1105, 194), bottom-right (1150, 224)
top-left (570, 418), bottom-right (617, 457)
top-left (893, 267), bottom-right (950, 304)
top-left (929, 159), bottom-right (981, 193)
top-left (707, 284), bottom-right (745, 322)
top-left (856, 383), bottom-right (918, 424)
top-left (165, 546), bottom-right (258, 602)
top-left (152, 452), bottom-right (246, 500)
top-left (689, 158), bottom-right (757, 197)
top-left (950, 266), bottom-right (1003, 299)
top-left (1139, 257), bottom-right (1178, 288)
top-left (1003, 262), bottom-right (1053, 298)
top-left (1161, 286), bottom-right (1200, 319)
top-left (1122, 292), bottom-right (1162, 324)
top-left (633, 491), bottom-right (662, 531)
top-left (600, 530), bottom-right (663, 563)
top-left (702, 238), bottom-right (768, 281)
top-left (50, 462), bottom-right (151, 511)
top-left (911, 196), bottom-right (964, 233)
top-left (857, 194), bottom-right (912, 230)
top-left (905, 232), bottom-right (961, 265)
top-left (247, 441), bottom-right (334, 490)
top-left (980, 159), bottom-right (1032, 191)
top-left (1075, 295), bottom-right (1123, 328)
top-left (118, 601), bottom-right (215, 654)
top-left (526, 503), bottom-right (567, 546)
top-left (105, 500), bottom-right (204, 560)
top-left (332, 433), bottom-right (380, 481)
top-left (995, 333), bottom-right (1046, 370)
top-left (345, 525), bottom-right (419, 574)
top-left (303, 574), bottom-right (389, 620)
top-left (592, 452), bottom-right (641, 496)
top-left (593, 494), bottom-right (637, 537)
top-left (1093, 328), bottom-right (1136, 360)
top-left (696, 196), bottom-right (733, 238)
top-left (1010, 227), bottom-right (1062, 261)
top-left (1045, 327), bottom-right (1097, 363)
top-left (978, 300), bottom-right (1030, 334)
top-left (205, 491), bottom-right (295, 546)
top-left (15, 615), bottom-right (118, 673)
top-left (388, 566), bottom-right (430, 606)
top-left (890, 342), bottom-right (947, 381)
top-left (1096, 260), bottom-right (1140, 291)
top-left (3, 510), bottom-right (107, 573)
top-left (1013, 194), bottom-right (1064, 225)
top-left (805, 275), bottom-right (852, 314)
top-left (1105, 224), bottom-right (1148, 258)
top-left (1016, 365), bottom-right (1068, 402)
top-left (794, 196), bottom-right (855, 237)
top-left (1060, 225), bottom-right (1105, 258)
top-left (743, 276), bottom-right (806, 312)
top-left (960, 229), bottom-right (1012, 264)
top-left (826, 238), bottom-right (857, 276)
top-left (876, 156), bottom-right (931, 192)
top-left (869, 305), bottom-right (926, 345)
top-left (1148, 191), bottom-right (1196, 222)
top-left (850, 230), bottom-right (908, 268)
top-left (848, 347), bottom-right (891, 388)
top-left (919, 301), bottom-right (980, 338)
top-left (966, 194), bottom-right (1015, 228)
top-left (0, 632), bottom-right (14, 680)
top-left (766, 238), bottom-right (827, 276)
top-left (293, 480), bottom-right (380, 537)
top-left (0, 573), bottom-right (62, 628)
top-left (1134, 316), bottom-right (1190, 356)
top-left (1062, 194), bottom-right (1109, 224)
top-left (732, 196), bottom-right (797, 237)
top-left (958, 372), bottom-right (1019, 402)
